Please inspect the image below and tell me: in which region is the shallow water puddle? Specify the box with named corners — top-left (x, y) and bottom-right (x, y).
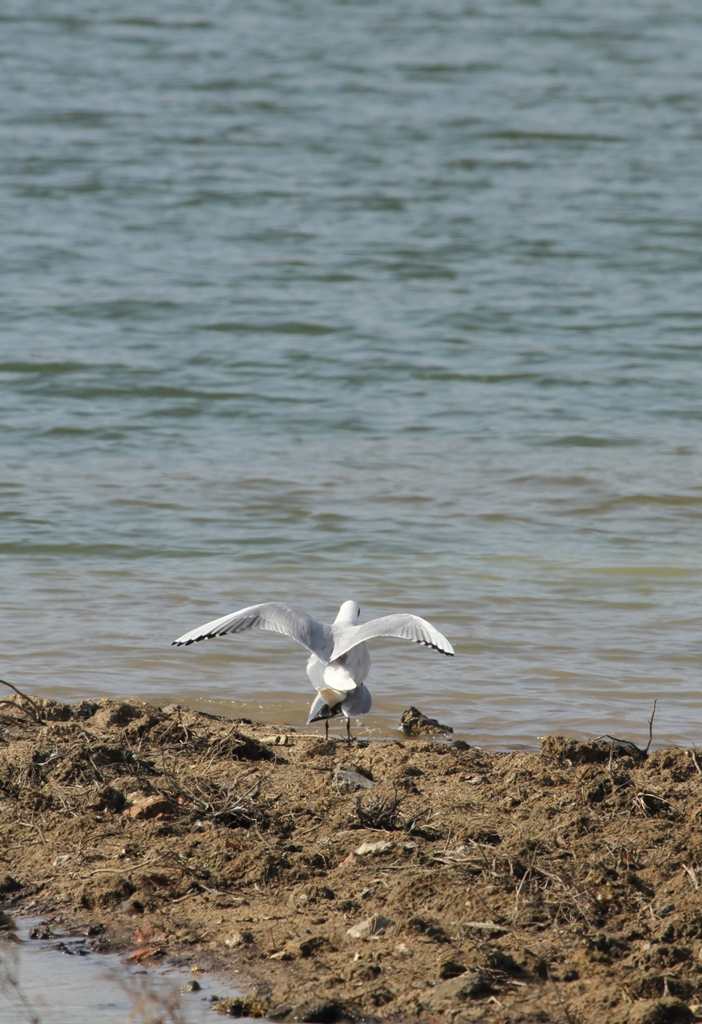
top-left (0, 919), bottom-right (259, 1024)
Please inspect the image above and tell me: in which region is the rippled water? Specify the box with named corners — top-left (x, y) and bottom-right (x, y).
top-left (2, 0), bottom-right (702, 747)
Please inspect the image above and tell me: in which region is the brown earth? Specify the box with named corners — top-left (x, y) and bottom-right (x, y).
top-left (2, 691), bottom-right (702, 1024)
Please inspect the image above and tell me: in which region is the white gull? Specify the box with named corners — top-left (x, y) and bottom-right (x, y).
top-left (172, 600), bottom-right (454, 741)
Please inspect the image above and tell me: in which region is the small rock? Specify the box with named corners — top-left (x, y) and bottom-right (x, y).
top-left (184, 979), bottom-right (201, 992)
top-left (334, 765), bottom-right (375, 793)
top-left (399, 707), bottom-right (453, 736)
top-left (0, 912), bottom-right (17, 932)
top-left (298, 935), bottom-right (332, 958)
top-left (346, 914), bottom-right (394, 939)
top-left (224, 930), bottom-right (254, 948)
top-left (336, 853), bottom-right (358, 869)
top-left (354, 840), bottom-right (394, 857)
top-left (260, 734), bottom-right (292, 746)
top-left (124, 794), bottom-right (174, 820)
top-left (423, 970), bottom-right (485, 1009)
top-left (0, 876), bottom-right (21, 895)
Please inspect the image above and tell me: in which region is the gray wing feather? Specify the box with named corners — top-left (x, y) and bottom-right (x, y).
top-left (173, 602), bottom-right (333, 660)
top-left (344, 684), bottom-right (372, 716)
top-left (330, 613), bottom-right (454, 661)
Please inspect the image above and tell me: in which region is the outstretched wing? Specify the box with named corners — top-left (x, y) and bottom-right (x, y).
top-left (330, 613), bottom-right (454, 661)
top-left (172, 602), bottom-right (333, 660)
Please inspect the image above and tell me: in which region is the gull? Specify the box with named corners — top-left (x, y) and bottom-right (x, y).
top-left (172, 600), bottom-right (454, 741)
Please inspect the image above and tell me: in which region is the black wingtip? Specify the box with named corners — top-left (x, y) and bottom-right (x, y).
top-left (415, 640), bottom-right (454, 656)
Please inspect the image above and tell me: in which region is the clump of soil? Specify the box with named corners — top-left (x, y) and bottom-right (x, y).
top-left (399, 706), bottom-right (453, 736)
top-left (2, 694), bottom-right (702, 1024)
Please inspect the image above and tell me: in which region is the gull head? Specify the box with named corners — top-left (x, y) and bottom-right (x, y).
top-left (335, 600), bottom-right (361, 625)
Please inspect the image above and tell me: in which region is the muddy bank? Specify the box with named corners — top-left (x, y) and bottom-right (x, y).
top-left (2, 693), bottom-right (702, 1024)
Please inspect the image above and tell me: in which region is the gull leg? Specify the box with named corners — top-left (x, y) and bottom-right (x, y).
top-left (346, 718), bottom-right (352, 744)
top-left (325, 720), bottom-right (329, 740)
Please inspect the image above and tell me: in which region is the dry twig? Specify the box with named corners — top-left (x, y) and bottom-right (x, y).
top-left (645, 699), bottom-right (658, 756)
top-left (0, 678), bottom-right (42, 723)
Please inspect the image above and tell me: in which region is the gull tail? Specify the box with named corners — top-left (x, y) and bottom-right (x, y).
top-left (307, 693), bottom-right (342, 725)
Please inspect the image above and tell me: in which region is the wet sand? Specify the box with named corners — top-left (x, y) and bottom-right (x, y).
top-left (1, 692), bottom-right (702, 1023)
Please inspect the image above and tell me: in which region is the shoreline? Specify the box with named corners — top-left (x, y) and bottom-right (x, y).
top-left (1, 694), bottom-right (702, 1023)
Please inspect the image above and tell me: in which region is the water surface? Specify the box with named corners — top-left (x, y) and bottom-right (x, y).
top-left (2, 0), bottom-right (702, 747)
top-left (0, 920), bottom-right (223, 1024)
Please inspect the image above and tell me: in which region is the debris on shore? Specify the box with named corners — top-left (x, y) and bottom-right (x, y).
top-left (399, 705), bottom-right (454, 735)
top-left (2, 694), bottom-right (702, 1023)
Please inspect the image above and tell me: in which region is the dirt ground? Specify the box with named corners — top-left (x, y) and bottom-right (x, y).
top-left (2, 691), bottom-right (702, 1024)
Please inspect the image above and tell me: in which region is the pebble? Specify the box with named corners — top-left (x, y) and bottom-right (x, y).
top-left (224, 930), bottom-right (254, 948)
top-left (334, 765), bottom-right (375, 793)
top-left (423, 970), bottom-right (485, 1009)
top-left (346, 914), bottom-right (394, 939)
top-left (354, 840), bottom-right (394, 857)
top-left (124, 794), bottom-right (174, 820)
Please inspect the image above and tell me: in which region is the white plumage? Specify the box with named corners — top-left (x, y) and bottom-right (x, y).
top-left (173, 599), bottom-right (454, 740)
